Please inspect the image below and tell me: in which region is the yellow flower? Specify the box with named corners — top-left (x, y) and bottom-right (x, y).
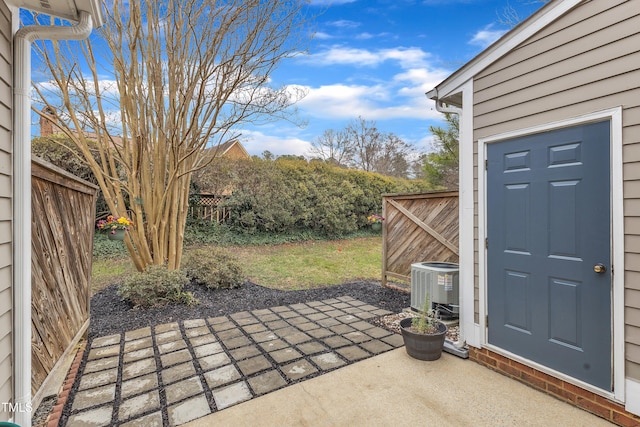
top-left (98, 214), bottom-right (132, 232)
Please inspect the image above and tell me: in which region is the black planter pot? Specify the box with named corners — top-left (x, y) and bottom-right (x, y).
top-left (400, 317), bottom-right (447, 361)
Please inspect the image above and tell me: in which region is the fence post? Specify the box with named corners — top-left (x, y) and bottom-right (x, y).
top-left (381, 195), bottom-right (388, 287)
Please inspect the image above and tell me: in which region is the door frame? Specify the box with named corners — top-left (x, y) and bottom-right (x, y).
top-left (477, 107), bottom-right (624, 402)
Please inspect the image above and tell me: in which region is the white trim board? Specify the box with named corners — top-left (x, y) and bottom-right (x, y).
top-left (626, 379), bottom-right (640, 416)
top-left (458, 80), bottom-right (478, 348)
top-left (477, 107), bottom-right (625, 403)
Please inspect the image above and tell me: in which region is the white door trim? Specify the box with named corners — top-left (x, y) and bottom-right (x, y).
top-left (458, 79), bottom-right (479, 348)
top-left (477, 107), bottom-right (624, 403)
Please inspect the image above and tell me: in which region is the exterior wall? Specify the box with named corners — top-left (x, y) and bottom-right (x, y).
top-left (223, 143), bottom-right (249, 160)
top-left (472, 0), bottom-right (640, 381)
top-left (0, 0), bottom-right (11, 421)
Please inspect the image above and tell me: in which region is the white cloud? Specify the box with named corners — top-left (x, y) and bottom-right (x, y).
top-left (289, 45), bottom-right (451, 124)
top-left (309, 0), bottom-right (357, 5)
top-left (297, 84), bottom-right (382, 117)
top-left (303, 46), bottom-right (431, 68)
top-left (326, 19), bottom-right (361, 28)
top-left (294, 80), bottom-right (444, 122)
top-left (356, 32), bottom-right (375, 40)
top-left (394, 67), bottom-right (450, 93)
top-left (415, 134), bottom-right (437, 154)
top-left (35, 78), bottom-right (121, 100)
top-left (469, 24), bottom-right (507, 49)
top-left (240, 129), bottom-right (312, 157)
top-left (314, 31), bottom-right (334, 40)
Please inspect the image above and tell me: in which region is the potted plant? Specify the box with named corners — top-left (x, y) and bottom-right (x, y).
top-left (97, 215), bottom-right (133, 241)
top-left (367, 214), bottom-right (384, 231)
top-left (400, 294), bottom-right (447, 361)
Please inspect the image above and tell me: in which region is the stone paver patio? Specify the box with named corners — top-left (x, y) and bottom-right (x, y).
top-left (64, 297), bottom-right (401, 426)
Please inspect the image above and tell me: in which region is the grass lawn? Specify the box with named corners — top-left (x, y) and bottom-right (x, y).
top-left (91, 236), bottom-right (383, 293)
top-left (230, 237), bottom-right (382, 290)
top-left (91, 256), bottom-right (137, 293)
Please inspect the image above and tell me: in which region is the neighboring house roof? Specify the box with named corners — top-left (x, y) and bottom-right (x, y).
top-left (427, 0), bottom-right (583, 105)
top-left (212, 139), bottom-right (250, 159)
top-left (194, 141), bottom-right (250, 196)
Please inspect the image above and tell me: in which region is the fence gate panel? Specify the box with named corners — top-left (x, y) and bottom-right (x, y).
top-left (382, 191), bottom-right (458, 286)
top-left (31, 157), bottom-right (97, 408)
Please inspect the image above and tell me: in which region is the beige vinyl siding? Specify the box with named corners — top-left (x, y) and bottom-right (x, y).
top-left (0, 0), bottom-right (10, 420)
top-left (471, 0), bottom-right (640, 379)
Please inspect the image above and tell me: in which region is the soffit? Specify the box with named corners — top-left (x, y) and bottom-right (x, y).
top-left (8, 0), bottom-right (104, 26)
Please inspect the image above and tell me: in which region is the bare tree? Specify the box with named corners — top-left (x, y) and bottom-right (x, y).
top-left (372, 133), bottom-right (412, 178)
top-left (308, 128), bottom-right (354, 167)
top-left (32, 0), bottom-right (310, 271)
top-left (311, 117), bottom-right (414, 177)
top-left (346, 116), bottom-right (382, 172)
top-left (498, 0), bottom-right (550, 28)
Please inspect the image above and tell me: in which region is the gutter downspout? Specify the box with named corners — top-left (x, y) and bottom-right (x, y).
top-left (431, 90), bottom-right (462, 116)
top-left (428, 89), bottom-right (466, 352)
top-left (13, 12), bottom-right (94, 427)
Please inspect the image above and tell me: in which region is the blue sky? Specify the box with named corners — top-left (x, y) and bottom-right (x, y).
top-left (242, 0), bottom-right (546, 157)
top-left (30, 0), bottom-right (546, 159)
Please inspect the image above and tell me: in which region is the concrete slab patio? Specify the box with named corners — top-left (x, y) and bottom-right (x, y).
top-left (185, 349), bottom-right (614, 427)
top-left (62, 294), bottom-right (615, 427)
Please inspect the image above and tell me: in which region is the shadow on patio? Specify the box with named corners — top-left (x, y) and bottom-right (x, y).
top-left (186, 349), bottom-right (613, 427)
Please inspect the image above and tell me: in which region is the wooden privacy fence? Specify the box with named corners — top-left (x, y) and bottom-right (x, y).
top-left (31, 157), bottom-right (97, 408)
top-left (382, 191), bottom-right (459, 286)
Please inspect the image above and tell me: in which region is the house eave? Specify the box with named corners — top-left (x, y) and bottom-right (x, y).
top-left (428, 88), bottom-right (463, 109)
top-left (8, 0), bottom-right (104, 27)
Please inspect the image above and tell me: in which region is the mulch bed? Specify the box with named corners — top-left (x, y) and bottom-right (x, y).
top-left (89, 280), bottom-right (410, 339)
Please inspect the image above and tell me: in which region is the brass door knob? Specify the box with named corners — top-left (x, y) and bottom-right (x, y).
top-left (594, 264), bottom-right (606, 274)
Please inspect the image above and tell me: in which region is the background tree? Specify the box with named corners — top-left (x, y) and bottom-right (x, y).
top-left (32, 0), bottom-right (310, 271)
top-left (423, 112), bottom-right (459, 189)
top-left (311, 116), bottom-right (415, 178)
top-left (372, 133), bottom-right (412, 178)
top-left (498, 0), bottom-right (550, 27)
top-left (346, 116), bottom-right (382, 172)
top-left (32, 135), bottom-right (111, 218)
top-left (411, 154), bottom-right (427, 180)
top-left (261, 150), bottom-right (275, 161)
top-left (308, 128), bottom-right (354, 167)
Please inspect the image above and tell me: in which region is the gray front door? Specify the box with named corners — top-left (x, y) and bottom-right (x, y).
top-left (487, 120), bottom-right (612, 391)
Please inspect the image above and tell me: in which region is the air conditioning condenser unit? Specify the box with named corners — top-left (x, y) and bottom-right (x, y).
top-left (410, 262), bottom-right (459, 318)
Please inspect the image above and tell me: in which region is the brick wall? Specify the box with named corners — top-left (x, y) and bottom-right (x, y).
top-left (469, 347), bottom-right (640, 427)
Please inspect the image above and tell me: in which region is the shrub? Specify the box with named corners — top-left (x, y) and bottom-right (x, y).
top-left (194, 158), bottom-right (434, 237)
top-left (93, 234), bottom-right (130, 257)
top-left (32, 135), bottom-right (111, 218)
top-left (183, 247), bottom-right (245, 289)
top-left (118, 265), bottom-right (196, 308)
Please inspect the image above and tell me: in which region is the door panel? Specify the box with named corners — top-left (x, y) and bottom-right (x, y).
top-left (487, 120), bottom-right (611, 391)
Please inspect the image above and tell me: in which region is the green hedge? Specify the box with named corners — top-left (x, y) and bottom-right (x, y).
top-left (198, 158), bottom-right (432, 237)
